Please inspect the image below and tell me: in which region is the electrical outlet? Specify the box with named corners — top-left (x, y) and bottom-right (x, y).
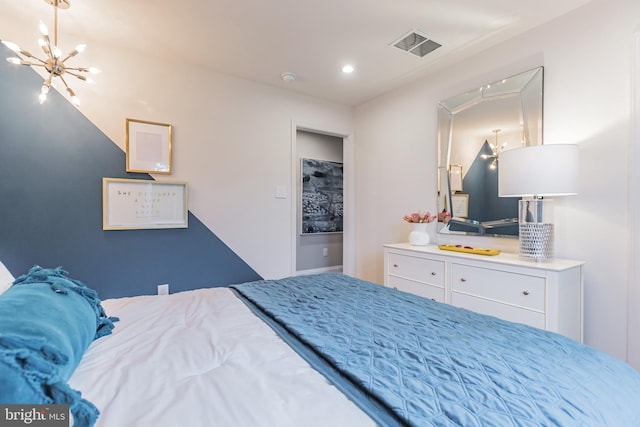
top-left (157, 284), bottom-right (169, 296)
top-left (323, 248), bottom-right (328, 257)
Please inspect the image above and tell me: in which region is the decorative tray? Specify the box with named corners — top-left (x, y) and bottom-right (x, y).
top-left (438, 244), bottom-right (501, 256)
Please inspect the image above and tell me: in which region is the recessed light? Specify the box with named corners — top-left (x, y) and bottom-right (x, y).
top-left (342, 64), bottom-right (354, 74)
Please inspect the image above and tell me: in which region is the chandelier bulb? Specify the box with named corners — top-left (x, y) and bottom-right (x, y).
top-left (52, 46), bottom-right (62, 59)
top-left (39, 21), bottom-right (49, 36)
top-left (2, 40), bottom-right (21, 53)
top-left (75, 44), bottom-right (86, 53)
top-left (88, 67), bottom-right (101, 74)
top-left (65, 87), bottom-right (80, 106)
top-left (7, 57), bottom-right (21, 65)
top-left (39, 92), bottom-right (47, 104)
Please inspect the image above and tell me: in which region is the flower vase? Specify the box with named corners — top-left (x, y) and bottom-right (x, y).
top-left (409, 222), bottom-right (430, 246)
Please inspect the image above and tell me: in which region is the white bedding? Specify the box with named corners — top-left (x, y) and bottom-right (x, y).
top-left (68, 287), bottom-right (375, 427)
top-left (0, 261), bottom-right (14, 295)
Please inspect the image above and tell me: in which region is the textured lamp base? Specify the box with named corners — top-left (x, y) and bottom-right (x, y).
top-left (519, 222), bottom-right (554, 260)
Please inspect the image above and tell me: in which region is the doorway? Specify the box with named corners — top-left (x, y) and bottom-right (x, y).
top-left (291, 124), bottom-right (354, 276)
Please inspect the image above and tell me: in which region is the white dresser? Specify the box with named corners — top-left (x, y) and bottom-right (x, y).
top-left (383, 243), bottom-right (584, 342)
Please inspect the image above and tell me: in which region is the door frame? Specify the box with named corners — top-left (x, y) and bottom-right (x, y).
top-left (290, 121), bottom-right (355, 277)
top-left (628, 32), bottom-right (640, 369)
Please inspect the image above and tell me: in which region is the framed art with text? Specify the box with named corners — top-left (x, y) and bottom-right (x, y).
top-left (451, 193), bottom-right (469, 218)
top-left (102, 178), bottom-right (188, 230)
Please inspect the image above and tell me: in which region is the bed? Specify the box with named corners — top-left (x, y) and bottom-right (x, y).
top-left (2, 268), bottom-right (640, 426)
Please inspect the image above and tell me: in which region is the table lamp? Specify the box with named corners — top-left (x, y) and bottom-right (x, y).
top-left (498, 144), bottom-right (579, 260)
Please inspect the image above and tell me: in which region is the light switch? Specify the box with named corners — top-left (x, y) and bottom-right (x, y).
top-left (275, 185), bottom-right (288, 199)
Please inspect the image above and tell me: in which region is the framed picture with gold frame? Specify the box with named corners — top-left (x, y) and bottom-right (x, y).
top-left (449, 164), bottom-right (463, 192)
top-left (126, 118), bottom-right (172, 174)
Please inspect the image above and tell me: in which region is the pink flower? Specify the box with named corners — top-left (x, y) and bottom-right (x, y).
top-left (438, 211), bottom-right (451, 224)
top-left (403, 211), bottom-right (436, 223)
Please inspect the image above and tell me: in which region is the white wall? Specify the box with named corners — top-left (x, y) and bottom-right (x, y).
top-left (354, 0), bottom-right (640, 361)
top-left (100, 53), bottom-right (355, 281)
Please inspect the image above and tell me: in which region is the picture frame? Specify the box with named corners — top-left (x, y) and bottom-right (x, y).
top-left (449, 164), bottom-right (463, 192)
top-left (451, 194), bottom-right (469, 218)
top-left (126, 118), bottom-right (172, 174)
top-left (103, 178), bottom-right (188, 230)
top-left (301, 158), bottom-right (343, 234)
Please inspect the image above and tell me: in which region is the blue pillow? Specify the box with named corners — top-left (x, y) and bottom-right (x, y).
top-left (0, 266), bottom-right (118, 427)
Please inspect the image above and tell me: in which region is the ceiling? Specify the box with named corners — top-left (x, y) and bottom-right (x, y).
top-left (1, 0), bottom-right (591, 106)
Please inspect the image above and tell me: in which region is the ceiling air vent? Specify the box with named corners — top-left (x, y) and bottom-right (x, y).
top-left (392, 30), bottom-right (441, 58)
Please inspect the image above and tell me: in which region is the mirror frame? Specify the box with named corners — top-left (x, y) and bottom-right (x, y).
top-left (437, 67), bottom-right (544, 238)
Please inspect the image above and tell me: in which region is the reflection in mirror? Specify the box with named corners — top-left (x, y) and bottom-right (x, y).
top-left (437, 67), bottom-right (543, 238)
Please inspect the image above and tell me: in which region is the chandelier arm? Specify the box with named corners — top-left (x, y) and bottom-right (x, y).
top-left (64, 66), bottom-right (87, 72)
top-left (37, 36), bottom-right (52, 58)
top-left (5, 46), bottom-right (43, 63)
top-left (58, 74), bottom-right (70, 89)
top-left (30, 57), bottom-right (48, 65)
top-left (64, 70), bottom-right (87, 81)
top-left (9, 60), bottom-right (46, 68)
top-left (16, 49), bottom-right (34, 59)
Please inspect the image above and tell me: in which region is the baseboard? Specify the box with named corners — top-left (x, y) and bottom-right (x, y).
top-left (294, 265), bottom-right (343, 276)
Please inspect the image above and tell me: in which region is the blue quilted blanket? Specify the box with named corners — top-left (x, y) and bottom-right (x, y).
top-left (231, 273), bottom-right (640, 427)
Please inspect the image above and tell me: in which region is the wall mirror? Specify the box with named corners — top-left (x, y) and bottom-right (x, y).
top-left (437, 66), bottom-right (543, 237)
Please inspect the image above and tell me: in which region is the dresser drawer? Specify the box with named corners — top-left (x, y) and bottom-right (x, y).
top-left (451, 263), bottom-right (545, 312)
top-left (451, 292), bottom-right (546, 329)
top-left (388, 276), bottom-right (445, 302)
top-left (387, 253), bottom-right (445, 286)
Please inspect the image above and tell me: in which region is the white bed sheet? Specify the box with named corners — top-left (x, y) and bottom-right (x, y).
top-left (68, 287), bottom-right (375, 427)
top-left (0, 261), bottom-right (14, 295)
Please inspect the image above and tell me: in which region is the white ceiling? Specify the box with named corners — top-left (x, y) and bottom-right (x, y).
top-left (1, 0), bottom-right (591, 106)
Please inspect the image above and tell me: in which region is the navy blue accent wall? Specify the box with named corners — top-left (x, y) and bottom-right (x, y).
top-left (0, 44), bottom-right (261, 299)
top-left (462, 141), bottom-right (518, 222)
top-left (448, 141), bottom-right (518, 235)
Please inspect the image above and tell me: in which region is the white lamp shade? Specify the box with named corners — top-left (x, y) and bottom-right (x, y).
top-left (498, 144), bottom-right (579, 197)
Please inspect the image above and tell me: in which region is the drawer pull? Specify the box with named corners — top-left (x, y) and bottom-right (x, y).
top-left (522, 291), bottom-right (530, 296)
top-left (431, 272), bottom-right (436, 276)
top-left (460, 278), bottom-right (467, 283)
top-left (393, 264), bottom-right (398, 268)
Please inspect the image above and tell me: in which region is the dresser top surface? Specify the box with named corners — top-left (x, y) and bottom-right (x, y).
top-left (383, 243), bottom-right (585, 271)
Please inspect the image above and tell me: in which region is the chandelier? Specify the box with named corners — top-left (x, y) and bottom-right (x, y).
top-left (481, 129), bottom-right (507, 170)
top-left (2, 0), bottom-right (99, 107)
